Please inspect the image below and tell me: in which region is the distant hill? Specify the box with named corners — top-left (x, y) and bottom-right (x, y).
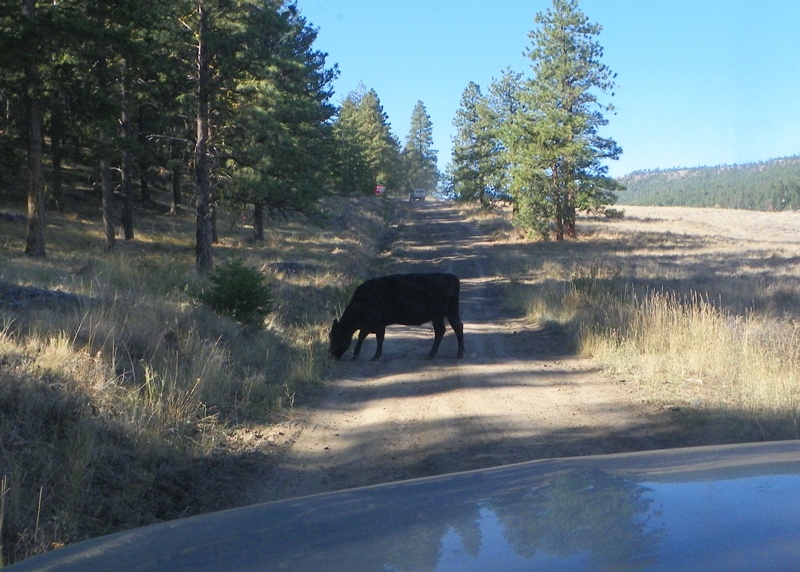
top-left (616, 156), bottom-right (800, 211)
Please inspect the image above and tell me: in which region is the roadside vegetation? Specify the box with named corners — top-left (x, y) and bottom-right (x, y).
top-left (581, 288), bottom-right (799, 440)
top-left (489, 205), bottom-right (800, 443)
top-left (0, 192), bottom-right (393, 564)
top-left (3, 197), bottom-right (799, 564)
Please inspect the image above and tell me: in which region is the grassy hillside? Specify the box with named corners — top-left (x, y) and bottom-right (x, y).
top-left (0, 184), bottom-right (394, 563)
top-left (617, 156), bottom-right (800, 210)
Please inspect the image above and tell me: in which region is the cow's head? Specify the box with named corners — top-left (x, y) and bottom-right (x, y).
top-left (329, 319), bottom-right (351, 360)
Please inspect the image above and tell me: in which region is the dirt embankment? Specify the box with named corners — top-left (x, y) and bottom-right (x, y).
top-left (251, 201), bottom-right (681, 503)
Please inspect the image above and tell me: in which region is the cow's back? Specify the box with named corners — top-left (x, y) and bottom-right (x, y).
top-left (348, 273), bottom-right (459, 327)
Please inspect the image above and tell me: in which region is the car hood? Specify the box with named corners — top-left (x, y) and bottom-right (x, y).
top-left (10, 440), bottom-right (800, 571)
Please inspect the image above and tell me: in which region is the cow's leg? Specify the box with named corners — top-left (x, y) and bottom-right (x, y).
top-left (353, 329), bottom-right (369, 360)
top-left (370, 327), bottom-right (385, 361)
top-left (428, 318), bottom-right (446, 358)
top-left (447, 309), bottom-right (465, 358)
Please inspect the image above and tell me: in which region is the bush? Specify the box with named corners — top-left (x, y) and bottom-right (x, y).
top-left (200, 259), bottom-right (273, 327)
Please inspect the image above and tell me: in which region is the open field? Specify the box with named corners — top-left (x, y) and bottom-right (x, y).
top-left (1, 196), bottom-right (799, 564)
top-left (511, 205), bottom-right (800, 440)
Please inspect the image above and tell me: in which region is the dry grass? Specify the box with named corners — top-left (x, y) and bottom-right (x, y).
top-left (0, 191), bottom-right (393, 563)
top-left (507, 205), bottom-right (800, 441)
top-left (2, 193), bottom-right (798, 562)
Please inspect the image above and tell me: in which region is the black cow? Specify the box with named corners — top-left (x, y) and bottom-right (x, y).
top-left (329, 273), bottom-right (465, 361)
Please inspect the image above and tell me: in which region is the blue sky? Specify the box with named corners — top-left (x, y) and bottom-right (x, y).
top-left (297, 1), bottom-right (800, 178)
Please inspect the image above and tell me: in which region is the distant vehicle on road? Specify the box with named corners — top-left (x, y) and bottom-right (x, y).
top-left (409, 188), bottom-right (426, 201)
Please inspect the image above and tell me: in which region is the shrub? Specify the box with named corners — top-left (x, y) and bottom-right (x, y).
top-left (200, 259), bottom-right (273, 327)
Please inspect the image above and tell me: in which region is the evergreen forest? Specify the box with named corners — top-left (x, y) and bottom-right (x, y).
top-left (617, 156), bottom-right (800, 211)
top-left (1, 0), bottom-right (439, 270)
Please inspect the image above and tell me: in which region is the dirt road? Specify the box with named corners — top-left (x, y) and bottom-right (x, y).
top-left (255, 201), bottom-right (677, 503)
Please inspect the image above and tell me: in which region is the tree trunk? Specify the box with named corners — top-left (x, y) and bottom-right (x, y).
top-left (565, 174), bottom-right (577, 239)
top-left (253, 203), bottom-right (265, 240)
top-left (97, 55), bottom-right (115, 251)
top-left (566, 206), bottom-right (576, 239)
top-left (552, 173), bottom-right (565, 242)
top-left (120, 59), bottom-right (135, 240)
top-left (194, 2), bottom-right (214, 273)
top-left (170, 164), bottom-right (181, 215)
top-left (208, 120), bottom-right (218, 245)
top-left (169, 134), bottom-right (182, 215)
top-left (50, 89), bottom-right (65, 212)
top-left (23, 0), bottom-right (46, 258)
top-left (100, 130), bottom-right (116, 251)
top-left (137, 104), bottom-right (151, 204)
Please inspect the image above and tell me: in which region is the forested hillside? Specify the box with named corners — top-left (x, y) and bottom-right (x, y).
top-left (617, 156), bottom-right (800, 211)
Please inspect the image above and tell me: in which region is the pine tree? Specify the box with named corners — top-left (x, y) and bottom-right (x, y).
top-left (175, 0), bottom-right (331, 271)
top-left (224, 3), bottom-right (337, 239)
top-left (485, 68), bottom-right (522, 204)
top-left (402, 101), bottom-right (438, 194)
top-left (21, 0), bottom-right (47, 257)
top-left (331, 86), bottom-right (402, 195)
top-left (331, 94), bottom-right (373, 195)
top-left (448, 70), bottom-right (521, 207)
top-left (358, 89), bottom-right (403, 193)
top-left (507, 0), bottom-right (622, 239)
top-left (448, 82), bottom-right (493, 205)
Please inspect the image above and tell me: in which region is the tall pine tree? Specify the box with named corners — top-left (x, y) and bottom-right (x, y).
top-left (331, 86), bottom-right (402, 195)
top-left (21, 0), bottom-right (46, 257)
top-left (331, 94), bottom-right (373, 195)
top-left (224, 3), bottom-right (336, 239)
top-left (448, 69), bottom-right (521, 207)
top-left (448, 82), bottom-right (493, 205)
top-left (402, 101), bottom-right (438, 194)
top-left (507, 0), bottom-right (621, 239)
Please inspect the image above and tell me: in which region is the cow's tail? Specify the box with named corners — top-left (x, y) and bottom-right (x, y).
top-left (448, 276), bottom-right (462, 322)
top-left (448, 275), bottom-right (465, 358)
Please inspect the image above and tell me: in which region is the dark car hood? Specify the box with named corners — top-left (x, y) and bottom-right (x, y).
top-left (10, 440), bottom-right (800, 571)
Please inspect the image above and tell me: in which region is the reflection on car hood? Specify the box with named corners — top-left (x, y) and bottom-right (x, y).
top-left (10, 441), bottom-right (800, 571)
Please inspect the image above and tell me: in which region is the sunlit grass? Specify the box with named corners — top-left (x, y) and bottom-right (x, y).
top-left (0, 194), bottom-right (391, 562)
top-left (516, 239), bottom-right (800, 442)
top-left (579, 288), bottom-right (799, 404)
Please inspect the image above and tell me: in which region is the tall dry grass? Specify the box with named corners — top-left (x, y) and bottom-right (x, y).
top-left (577, 283), bottom-right (800, 426)
top-left (512, 206), bottom-right (800, 442)
top-left (0, 194), bottom-right (393, 563)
